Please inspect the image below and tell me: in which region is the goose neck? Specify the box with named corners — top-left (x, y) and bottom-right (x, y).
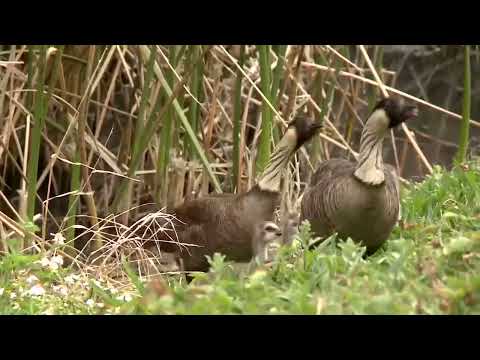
top-left (353, 109), bottom-right (389, 185)
top-left (257, 130), bottom-right (296, 192)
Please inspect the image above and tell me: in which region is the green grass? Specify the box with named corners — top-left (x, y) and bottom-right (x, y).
top-left (2, 164), bottom-right (480, 314)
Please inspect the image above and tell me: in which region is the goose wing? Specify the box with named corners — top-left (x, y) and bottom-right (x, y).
top-left (173, 194), bottom-right (235, 225)
top-left (300, 159), bottom-right (355, 236)
top-left (309, 158), bottom-right (353, 186)
top-left (384, 164), bottom-right (401, 221)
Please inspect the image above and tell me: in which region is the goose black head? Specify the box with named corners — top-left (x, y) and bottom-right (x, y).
top-left (287, 116), bottom-right (322, 150)
top-left (373, 96), bottom-right (418, 128)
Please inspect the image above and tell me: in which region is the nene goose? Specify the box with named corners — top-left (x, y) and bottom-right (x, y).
top-left (300, 96), bottom-right (418, 254)
top-left (252, 221), bottom-right (283, 264)
top-left (148, 117), bottom-right (321, 280)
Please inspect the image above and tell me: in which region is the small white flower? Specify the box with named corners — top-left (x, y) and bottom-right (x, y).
top-left (12, 303), bottom-right (20, 310)
top-left (96, 302), bottom-right (105, 308)
top-left (52, 233), bottom-right (65, 245)
top-left (0, 288), bottom-right (4, 296)
top-left (26, 275), bottom-right (39, 284)
top-left (85, 299), bottom-right (95, 307)
top-left (51, 255), bottom-right (64, 267)
top-left (10, 292), bottom-right (16, 299)
top-left (47, 255), bottom-right (64, 271)
top-left (39, 257), bottom-right (50, 267)
top-left (116, 294), bottom-right (132, 302)
top-left (109, 288), bottom-right (118, 295)
top-left (28, 284), bottom-right (45, 297)
top-left (64, 275), bottom-right (76, 285)
top-left (52, 285), bottom-right (68, 296)
top-left (92, 280), bottom-right (103, 289)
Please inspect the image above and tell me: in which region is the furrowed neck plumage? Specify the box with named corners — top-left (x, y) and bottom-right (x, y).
top-left (257, 129), bottom-right (297, 192)
top-left (354, 109), bottom-right (390, 185)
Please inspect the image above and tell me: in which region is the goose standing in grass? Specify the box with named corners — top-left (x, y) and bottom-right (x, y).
top-left (146, 117), bottom-right (321, 280)
top-left (300, 96), bottom-right (418, 254)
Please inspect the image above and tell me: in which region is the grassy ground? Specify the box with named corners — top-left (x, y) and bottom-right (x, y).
top-left (1, 164), bottom-right (480, 315)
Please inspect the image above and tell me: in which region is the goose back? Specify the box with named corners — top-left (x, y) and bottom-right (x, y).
top-left (158, 186), bottom-right (279, 272)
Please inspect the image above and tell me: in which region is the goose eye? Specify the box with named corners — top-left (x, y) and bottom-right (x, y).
top-left (264, 225), bottom-right (278, 232)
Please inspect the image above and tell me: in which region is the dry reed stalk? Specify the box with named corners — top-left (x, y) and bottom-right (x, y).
top-left (300, 60), bottom-right (480, 129)
top-left (358, 45), bottom-right (433, 174)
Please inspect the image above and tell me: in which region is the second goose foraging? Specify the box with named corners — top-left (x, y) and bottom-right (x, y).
top-left (145, 117), bottom-right (320, 279)
top-left (300, 96), bottom-right (418, 254)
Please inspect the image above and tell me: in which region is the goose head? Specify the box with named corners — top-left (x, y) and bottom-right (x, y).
top-left (274, 116), bottom-right (322, 154)
top-left (257, 116), bottom-right (321, 192)
top-left (354, 96), bottom-right (418, 186)
top-left (256, 221), bottom-right (283, 244)
top-left (252, 221), bottom-right (283, 264)
top-left (370, 96), bottom-right (418, 130)
top-left (289, 116), bottom-right (323, 151)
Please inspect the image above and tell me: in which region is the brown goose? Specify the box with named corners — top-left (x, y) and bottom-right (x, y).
top-left (300, 96), bottom-right (418, 254)
top-left (147, 117), bottom-right (320, 279)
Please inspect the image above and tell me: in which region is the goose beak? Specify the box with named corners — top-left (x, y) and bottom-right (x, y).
top-left (404, 106), bottom-right (418, 120)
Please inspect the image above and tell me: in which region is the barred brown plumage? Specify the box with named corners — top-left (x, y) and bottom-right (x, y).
top-left (301, 96), bottom-right (418, 254)
top-left (143, 116), bottom-right (321, 282)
